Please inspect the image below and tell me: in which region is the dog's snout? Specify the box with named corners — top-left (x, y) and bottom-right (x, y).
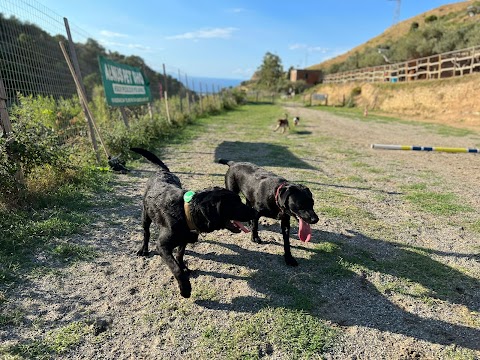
top-left (310, 212), bottom-right (319, 224)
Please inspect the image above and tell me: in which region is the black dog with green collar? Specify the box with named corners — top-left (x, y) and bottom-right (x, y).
top-left (130, 148), bottom-right (255, 298)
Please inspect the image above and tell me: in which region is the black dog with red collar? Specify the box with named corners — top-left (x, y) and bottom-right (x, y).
top-left (218, 159), bottom-right (319, 266)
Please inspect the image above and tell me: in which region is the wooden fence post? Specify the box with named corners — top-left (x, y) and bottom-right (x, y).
top-left (0, 78), bottom-right (25, 184)
top-left (178, 69), bottom-right (183, 113)
top-left (199, 83), bottom-right (203, 112)
top-left (0, 79), bottom-right (12, 136)
top-left (163, 64), bottom-right (172, 125)
top-left (64, 18), bottom-right (101, 163)
top-left (60, 41), bottom-right (109, 160)
top-left (185, 74), bottom-right (191, 113)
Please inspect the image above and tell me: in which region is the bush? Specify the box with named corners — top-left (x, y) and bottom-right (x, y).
top-left (1, 95), bottom-right (73, 205)
top-left (351, 87), bottom-right (362, 96)
top-left (0, 95), bottom-right (92, 206)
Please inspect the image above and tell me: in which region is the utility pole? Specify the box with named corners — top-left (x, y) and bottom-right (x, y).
top-left (388, 0), bottom-right (401, 24)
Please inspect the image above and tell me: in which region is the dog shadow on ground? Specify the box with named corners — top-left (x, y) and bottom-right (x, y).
top-left (294, 130), bottom-right (312, 135)
top-left (189, 227), bottom-right (480, 351)
top-left (215, 141), bottom-right (316, 169)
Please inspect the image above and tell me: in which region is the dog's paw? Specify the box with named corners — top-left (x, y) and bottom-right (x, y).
top-left (136, 248), bottom-right (149, 256)
top-left (251, 236), bottom-right (263, 244)
top-left (285, 256), bottom-right (298, 267)
top-left (179, 281), bottom-right (192, 298)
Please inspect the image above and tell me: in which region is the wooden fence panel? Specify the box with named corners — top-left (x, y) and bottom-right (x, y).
top-left (323, 45), bottom-right (480, 85)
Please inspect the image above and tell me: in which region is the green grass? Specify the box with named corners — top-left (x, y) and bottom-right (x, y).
top-left (313, 105), bottom-right (477, 137)
top-left (198, 307), bottom-right (338, 359)
top-left (469, 220), bottom-right (480, 233)
top-left (51, 243), bottom-right (98, 263)
top-left (402, 189), bottom-right (474, 215)
top-left (0, 169), bottom-right (112, 287)
top-left (0, 321), bottom-right (90, 359)
top-left (400, 183), bottom-right (474, 215)
top-left (0, 308), bottom-right (24, 327)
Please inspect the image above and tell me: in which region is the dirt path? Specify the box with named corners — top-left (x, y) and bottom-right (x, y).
top-left (2, 106), bottom-right (479, 359)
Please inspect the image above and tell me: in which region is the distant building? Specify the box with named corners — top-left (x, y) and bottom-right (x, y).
top-left (290, 69), bottom-right (323, 85)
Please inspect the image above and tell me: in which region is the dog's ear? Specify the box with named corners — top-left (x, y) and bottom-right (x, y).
top-left (281, 184), bottom-right (314, 210)
top-left (296, 184), bottom-right (312, 198)
top-left (278, 184), bottom-right (293, 210)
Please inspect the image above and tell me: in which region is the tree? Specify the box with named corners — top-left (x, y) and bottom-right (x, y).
top-left (256, 52), bottom-right (285, 90)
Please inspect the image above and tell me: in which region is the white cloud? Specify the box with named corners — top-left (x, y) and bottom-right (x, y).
top-left (227, 8), bottom-right (246, 13)
top-left (289, 43), bottom-right (329, 53)
top-left (166, 27), bottom-right (238, 40)
top-left (99, 39), bottom-right (156, 52)
top-left (308, 46), bottom-right (329, 53)
top-left (289, 43), bottom-right (307, 50)
top-left (100, 30), bottom-right (129, 38)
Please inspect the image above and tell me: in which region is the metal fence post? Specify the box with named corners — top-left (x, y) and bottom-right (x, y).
top-left (119, 107), bottom-right (130, 128)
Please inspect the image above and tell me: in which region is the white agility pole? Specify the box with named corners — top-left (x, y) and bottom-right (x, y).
top-left (371, 144), bottom-right (479, 153)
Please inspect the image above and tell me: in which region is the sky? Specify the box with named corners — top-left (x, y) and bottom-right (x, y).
top-left (15, 0), bottom-right (467, 81)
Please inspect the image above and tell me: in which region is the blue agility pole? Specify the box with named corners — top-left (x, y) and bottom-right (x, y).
top-left (371, 144), bottom-right (479, 153)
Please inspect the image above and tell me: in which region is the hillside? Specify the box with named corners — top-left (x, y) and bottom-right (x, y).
top-left (0, 14), bottom-right (187, 103)
top-left (308, 1), bottom-right (475, 72)
top-left (311, 73), bottom-right (480, 130)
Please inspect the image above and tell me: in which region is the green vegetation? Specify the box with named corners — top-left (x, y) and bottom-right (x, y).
top-left (401, 184), bottom-right (474, 215)
top-left (313, 105), bottom-right (477, 136)
top-left (199, 307), bottom-right (338, 359)
top-left (324, 6), bottom-right (480, 74)
top-left (241, 52), bottom-right (310, 94)
top-left (0, 14), bottom-right (186, 103)
top-left (0, 321), bottom-right (90, 359)
top-left (0, 168), bottom-right (111, 285)
top-left (0, 85), bottom-right (245, 288)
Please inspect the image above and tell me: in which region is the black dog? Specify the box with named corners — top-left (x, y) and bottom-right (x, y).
top-left (131, 148), bottom-right (255, 298)
top-left (218, 159), bottom-right (319, 266)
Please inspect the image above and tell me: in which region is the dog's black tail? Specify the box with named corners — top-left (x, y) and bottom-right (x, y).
top-left (217, 158), bottom-right (235, 166)
top-left (130, 147), bottom-right (170, 172)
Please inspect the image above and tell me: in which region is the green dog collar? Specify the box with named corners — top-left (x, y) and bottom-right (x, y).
top-left (183, 190), bottom-right (196, 203)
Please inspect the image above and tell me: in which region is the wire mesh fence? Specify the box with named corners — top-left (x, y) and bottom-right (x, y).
top-left (0, 0), bottom-right (238, 158)
top-left (0, 0), bottom-right (92, 102)
top-left (0, 0), bottom-right (91, 144)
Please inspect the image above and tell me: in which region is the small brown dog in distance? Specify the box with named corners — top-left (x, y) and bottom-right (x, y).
top-left (274, 113), bottom-right (289, 133)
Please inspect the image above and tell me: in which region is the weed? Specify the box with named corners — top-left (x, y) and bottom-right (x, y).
top-left (0, 321), bottom-right (89, 358)
top-left (51, 243), bottom-right (98, 263)
top-left (198, 307), bottom-right (338, 359)
top-left (404, 191), bottom-right (473, 215)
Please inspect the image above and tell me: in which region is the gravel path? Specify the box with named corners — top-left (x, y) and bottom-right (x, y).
top-left (2, 106), bottom-right (479, 359)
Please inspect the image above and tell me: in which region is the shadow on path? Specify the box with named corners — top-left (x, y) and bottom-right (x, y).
top-left (188, 227), bottom-right (480, 350)
top-left (215, 141), bottom-right (316, 169)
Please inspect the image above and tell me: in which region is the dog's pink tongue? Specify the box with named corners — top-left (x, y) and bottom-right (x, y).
top-left (298, 218), bottom-right (311, 242)
top-left (233, 220), bottom-right (250, 233)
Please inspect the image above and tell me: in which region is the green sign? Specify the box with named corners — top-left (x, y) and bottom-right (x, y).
top-left (98, 55), bottom-right (152, 107)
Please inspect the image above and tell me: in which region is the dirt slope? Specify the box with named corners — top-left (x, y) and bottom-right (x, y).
top-left (312, 73), bottom-right (480, 130)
